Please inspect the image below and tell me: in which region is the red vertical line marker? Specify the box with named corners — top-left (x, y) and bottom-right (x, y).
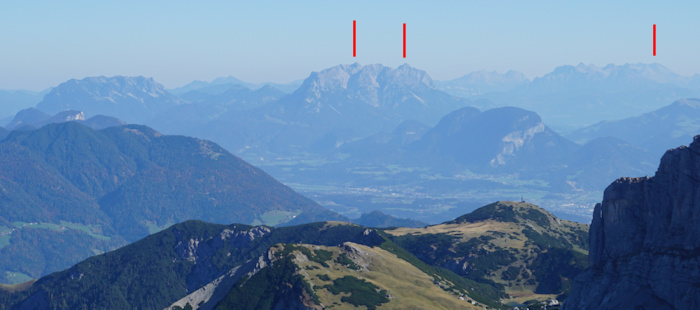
top-left (653, 24), bottom-right (656, 56)
top-left (353, 20), bottom-right (356, 57)
top-left (403, 23), bottom-right (406, 58)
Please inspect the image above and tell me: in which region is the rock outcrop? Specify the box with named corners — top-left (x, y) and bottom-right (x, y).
top-left (565, 136), bottom-right (700, 309)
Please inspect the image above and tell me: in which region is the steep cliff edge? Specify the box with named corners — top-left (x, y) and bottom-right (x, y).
top-left (565, 136), bottom-right (700, 309)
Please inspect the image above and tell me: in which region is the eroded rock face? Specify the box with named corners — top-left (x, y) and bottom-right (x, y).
top-left (565, 136), bottom-right (700, 310)
top-left (172, 225), bottom-right (271, 292)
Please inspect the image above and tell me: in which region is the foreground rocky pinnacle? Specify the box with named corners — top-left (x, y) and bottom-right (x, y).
top-left (564, 136), bottom-right (700, 310)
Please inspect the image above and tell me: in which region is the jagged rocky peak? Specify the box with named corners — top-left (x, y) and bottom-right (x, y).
top-left (36, 75), bottom-right (181, 123)
top-left (46, 76), bottom-right (167, 99)
top-left (594, 136), bottom-right (700, 260)
top-left (535, 62), bottom-right (686, 88)
top-left (385, 63), bottom-right (434, 87)
top-left (565, 135), bottom-right (700, 309)
top-left (302, 63), bottom-right (363, 91)
top-left (299, 63), bottom-right (434, 94)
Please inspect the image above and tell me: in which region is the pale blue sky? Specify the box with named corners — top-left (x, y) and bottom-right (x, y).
top-left (0, 1), bottom-right (697, 90)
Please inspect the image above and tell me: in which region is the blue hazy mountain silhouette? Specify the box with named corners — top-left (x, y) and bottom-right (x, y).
top-left (36, 76), bottom-right (183, 123)
top-left (438, 63), bottom-right (700, 131)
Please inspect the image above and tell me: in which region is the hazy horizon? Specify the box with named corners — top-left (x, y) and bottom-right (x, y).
top-left (1, 61), bottom-right (695, 93)
top-left (2, 1), bottom-right (697, 90)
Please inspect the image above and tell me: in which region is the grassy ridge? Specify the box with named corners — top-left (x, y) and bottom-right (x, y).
top-left (377, 236), bottom-right (505, 309)
top-left (386, 201), bottom-right (589, 304)
top-left (0, 201), bottom-right (589, 309)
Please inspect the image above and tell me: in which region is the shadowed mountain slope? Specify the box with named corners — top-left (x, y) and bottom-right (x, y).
top-left (0, 122), bottom-right (344, 284)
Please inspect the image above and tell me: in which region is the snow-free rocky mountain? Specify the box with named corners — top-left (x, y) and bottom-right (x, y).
top-left (273, 63), bottom-right (468, 133)
top-left (36, 76), bottom-right (183, 123)
top-left (15, 64), bottom-right (690, 221)
top-left (33, 64), bottom-right (472, 157)
top-left (445, 63), bottom-right (700, 130)
top-left (227, 63), bottom-right (472, 154)
top-left (565, 135), bottom-right (700, 309)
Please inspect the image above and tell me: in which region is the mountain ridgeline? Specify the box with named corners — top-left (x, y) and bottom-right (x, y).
top-left (0, 221), bottom-right (488, 309)
top-left (43, 64), bottom-right (473, 156)
top-left (1, 62), bottom-right (698, 308)
top-left (16, 65), bottom-right (680, 194)
top-left (387, 201), bottom-right (589, 303)
top-left (0, 201), bottom-right (588, 309)
top-left (569, 98), bottom-right (700, 159)
top-left (458, 63), bottom-right (700, 130)
top-left (36, 76), bottom-right (183, 123)
top-left (0, 122), bottom-right (343, 283)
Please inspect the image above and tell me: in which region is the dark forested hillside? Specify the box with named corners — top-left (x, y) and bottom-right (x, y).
top-left (0, 122), bottom-right (344, 283)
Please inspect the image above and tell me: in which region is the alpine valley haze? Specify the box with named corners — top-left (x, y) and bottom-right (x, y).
top-left (2, 1), bottom-right (700, 308)
top-left (0, 62), bottom-right (699, 309)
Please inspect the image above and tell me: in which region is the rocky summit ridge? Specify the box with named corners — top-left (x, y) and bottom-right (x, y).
top-left (565, 135), bottom-right (700, 309)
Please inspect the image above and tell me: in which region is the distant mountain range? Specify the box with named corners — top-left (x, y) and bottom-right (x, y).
top-left (0, 201), bottom-right (587, 309)
top-left (4, 63), bottom-right (693, 223)
top-left (177, 84), bottom-right (285, 109)
top-left (10, 63), bottom-right (700, 135)
top-left (435, 70), bottom-right (527, 97)
top-left (23, 64), bottom-right (473, 157)
top-left (0, 122), bottom-right (343, 284)
top-left (35, 76), bottom-right (183, 123)
top-left (2, 63), bottom-right (698, 308)
top-left (148, 63), bottom-right (475, 156)
top-left (169, 75), bottom-right (304, 95)
top-left (437, 63), bottom-right (700, 130)
top-left (277, 63), bottom-right (469, 131)
top-left (20, 63), bottom-right (699, 156)
top-left (568, 98), bottom-right (700, 158)
top-left (147, 84), bottom-right (287, 146)
top-left (335, 105), bottom-right (654, 191)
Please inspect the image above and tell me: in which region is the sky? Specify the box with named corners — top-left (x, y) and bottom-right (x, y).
top-left (0, 1), bottom-right (698, 91)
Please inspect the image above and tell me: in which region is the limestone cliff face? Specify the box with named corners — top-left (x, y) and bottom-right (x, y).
top-left (565, 136), bottom-right (700, 310)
